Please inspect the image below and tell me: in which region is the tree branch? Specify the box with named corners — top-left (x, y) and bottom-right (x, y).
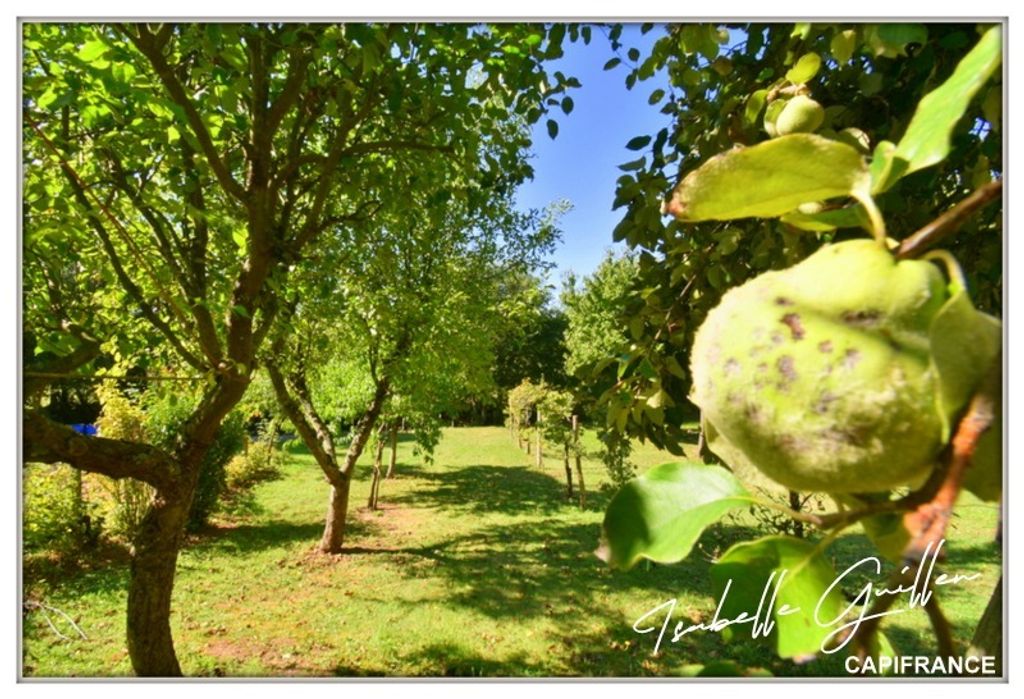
top-left (57, 159), bottom-right (206, 371)
top-left (896, 180), bottom-right (1002, 260)
top-left (266, 359), bottom-right (345, 487)
top-left (24, 330), bottom-right (102, 401)
top-left (124, 24), bottom-right (248, 203)
top-left (23, 409), bottom-right (180, 493)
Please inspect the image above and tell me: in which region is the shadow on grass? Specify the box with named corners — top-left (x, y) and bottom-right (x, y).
top-left (193, 515), bottom-right (384, 556)
top-left (390, 463), bottom-right (605, 516)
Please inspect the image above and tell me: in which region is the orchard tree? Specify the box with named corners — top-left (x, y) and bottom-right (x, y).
top-left (599, 24), bottom-right (1002, 671)
top-left (562, 252), bottom-right (645, 487)
top-left (265, 176), bottom-right (561, 552)
top-left (22, 21), bottom-right (574, 675)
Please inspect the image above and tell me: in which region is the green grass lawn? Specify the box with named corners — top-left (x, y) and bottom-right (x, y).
top-left (22, 426), bottom-right (1001, 677)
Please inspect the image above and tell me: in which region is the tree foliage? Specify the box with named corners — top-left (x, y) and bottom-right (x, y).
top-left (599, 22), bottom-right (1002, 452)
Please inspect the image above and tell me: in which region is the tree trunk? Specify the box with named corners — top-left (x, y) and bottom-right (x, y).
top-left (368, 435), bottom-right (384, 509)
top-left (573, 415), bottom-right (585, 508)
top-left (386, 423), bottom-right (398, 478)
top-left (563, 441), bottom-right (574, 499)
top-left (126, 490), bottom-right (190, 676)
top-left (320, 479), bottom-right (352, 553)
top-left (268, 362), bottom-right (390, 551)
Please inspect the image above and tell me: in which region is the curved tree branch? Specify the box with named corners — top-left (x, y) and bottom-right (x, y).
top-left (23, 410), bottom-right (180, 493)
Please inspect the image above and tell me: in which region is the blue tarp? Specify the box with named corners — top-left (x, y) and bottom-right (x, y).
top-left (70, 423), bottom-right (97, 436)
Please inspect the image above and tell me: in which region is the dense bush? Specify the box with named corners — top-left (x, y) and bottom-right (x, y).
top-left (23, 463), bottom-right (90, 553)
top-left (226, 436), bottom-right (283, 492)
top-left (144, 394), bottom-right (246, 532)
top-left (95, 386), bottom-right (248, 535)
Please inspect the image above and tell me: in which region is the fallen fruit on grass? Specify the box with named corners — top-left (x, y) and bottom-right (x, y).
top-left (690, 239), bottom-right (1000, 495)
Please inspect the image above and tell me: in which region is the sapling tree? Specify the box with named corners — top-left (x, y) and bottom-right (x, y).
top-left (599, 24), bottom-right (1002, 671)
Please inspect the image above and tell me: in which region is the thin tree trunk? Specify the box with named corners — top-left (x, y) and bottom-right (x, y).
top-left (535, 410), bottom-right (542, 467)
top-left (320, 479), bottom-right (352, 553)
top-left (386, 422), bottom-right (398, 478)
top-left (573, 415), bottom-right (585, 508)
top-left (563, 441), bottom-right (574, 499)
top-left (368, 434), bottom-right (384, 509)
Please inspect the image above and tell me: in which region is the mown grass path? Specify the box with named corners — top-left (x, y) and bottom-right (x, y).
top-left (23, 427), bottom-right (1001, 677)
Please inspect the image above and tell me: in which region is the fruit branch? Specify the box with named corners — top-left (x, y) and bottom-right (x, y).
top-left (896, 180), bottom-right (1002, 260)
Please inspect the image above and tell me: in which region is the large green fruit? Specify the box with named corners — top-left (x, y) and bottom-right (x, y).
top-left (691, 239), bottom-right (1000, 495)
top-left (775, 95), bottom-right (825, 135)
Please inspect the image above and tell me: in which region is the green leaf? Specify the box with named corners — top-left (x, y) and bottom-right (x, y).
top-left (785, 53), bottom-right (821, 84)
top-left (625, 135), bottom-right (651, 151)
top-left (780, 204), bottom-right (868, 232)
top-left (560, 96), bottom-right (574, 115)
top-left (874, 26), bottom-right (1001, 193)
top-left (603, 57), bottom-right (621, 71)
top-left (665, 134), bottom-right (871, 223)
top-left (710, 535), bottom-right (847, 659)
top-left (744, 89), bottom-right (768, 125)
top-left (830, 29), bottom-right (857, 64)
top-left (648, 88), bottom-right (665, 105)
top-left (546, 119), bottom-right (558, 139)
top-left (865, 24), bottom-right (928, 58)
top-left (860, 511), bottom-right (911, 563)
top-left (76, 39), bottom-right (109, 63)
top-left (598, 462), bottom-right (752, 570)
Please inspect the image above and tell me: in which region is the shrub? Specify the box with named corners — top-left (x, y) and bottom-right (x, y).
top-left (96, 386), bottom-right (248, 535)
top-left (226, 438), bottom-right (283, 491)
top-left (94, 385), bottom-right (154, 539)
top-left (23, 463), bottom-right (90, 553)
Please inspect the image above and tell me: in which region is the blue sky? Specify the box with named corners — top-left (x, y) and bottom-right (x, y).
top-left (515, 25), bottom-right (672, 287)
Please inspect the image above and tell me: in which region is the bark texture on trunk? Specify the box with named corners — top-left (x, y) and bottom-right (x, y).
top-left (126, 491), bottom-right (190, 676)
top-left (320, 479), bottom-right (352, 553)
